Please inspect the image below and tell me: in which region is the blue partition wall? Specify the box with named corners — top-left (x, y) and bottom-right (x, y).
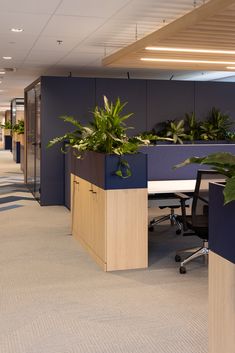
top-left (25, 76), bottom-right (235, 206)
top-left (140, 144), bottom-right (235, 180)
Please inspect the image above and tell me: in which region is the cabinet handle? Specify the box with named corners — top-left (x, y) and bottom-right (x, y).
top-left (89, 189), bottom-right (97, 194)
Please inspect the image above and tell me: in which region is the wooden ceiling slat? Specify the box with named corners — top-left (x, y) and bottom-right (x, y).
top-left (102, 0), bottom-right (235, 72)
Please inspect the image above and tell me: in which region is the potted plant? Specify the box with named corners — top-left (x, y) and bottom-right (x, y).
top-left (1, 120), bottom-right (12, 135)
top-left (175, 151), bottom-right (235, 204)
top-left (49, 96), bottom-right (154, 271)
top-left (12, 120), bottom-right (24, 143)
top-left (48, 96), bottom-right (156, 187)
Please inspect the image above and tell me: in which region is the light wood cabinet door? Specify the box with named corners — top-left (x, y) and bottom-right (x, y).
top-left (90, 183), bottom-right (106, 264)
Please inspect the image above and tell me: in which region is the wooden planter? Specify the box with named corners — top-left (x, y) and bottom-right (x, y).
top-left (209, 183), bottom-right (235, 353)
top-left (71, 150), bottom-right (148, 271)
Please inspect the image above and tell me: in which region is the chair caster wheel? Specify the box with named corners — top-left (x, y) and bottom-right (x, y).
top-left (175, 255), bottom-right (181, 262)
top-left (176, 229), bottom-right (181, 235)
top-left (148, 226), bottom-right (154, 232)
top-left (179, 266), bottom-right (186, 274)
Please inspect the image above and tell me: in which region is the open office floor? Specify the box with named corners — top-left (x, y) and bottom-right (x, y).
top-left (0, 150), bottom-right (207, 353)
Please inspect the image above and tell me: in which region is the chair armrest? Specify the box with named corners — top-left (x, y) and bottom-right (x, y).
top-left (174, 193), bottom-right (191, 231)
top-left (174, 192), bottom-right (191, 200)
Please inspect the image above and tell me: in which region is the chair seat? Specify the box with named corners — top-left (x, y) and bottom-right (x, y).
top-left (185, 215), bottom-right (208, 239)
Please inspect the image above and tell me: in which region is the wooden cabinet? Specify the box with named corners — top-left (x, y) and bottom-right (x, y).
top-left (71, 174), bottom-right (148, 271)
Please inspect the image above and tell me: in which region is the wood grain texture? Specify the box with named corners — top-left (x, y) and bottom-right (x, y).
top-left (71, 176), bottom-right (148, 271)
top-left (103, 0), bottom-right (235, 71)
top-left (209, 251), bottom-right (235, 353)
top-left (106, 188), bottom-right (148, 271)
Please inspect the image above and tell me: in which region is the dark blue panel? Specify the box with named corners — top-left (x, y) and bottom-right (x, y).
top-left (95, 78), bottom-right (147, 135)
top-left (16, 141), bottom-right (20, 163)
top-left (4, 135), bottom-right (12, 150)
top-left (195, 82), bottom-right (235, 122)
top-left (209, 183), bottom-right (235, 264)
top-left (72, 151), bottom-right (147, 190)
top-left (140, 144), bottom-right (235, 180)
top-left (40, 76), bottom-right (96, 205)
top-left (64, 148), bottom-right (72, 210)
top-left (147, 80), bottom-right (195, 131)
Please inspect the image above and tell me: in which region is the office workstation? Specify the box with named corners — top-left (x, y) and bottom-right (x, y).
top-left (1, 1), bottom-right (235, 353)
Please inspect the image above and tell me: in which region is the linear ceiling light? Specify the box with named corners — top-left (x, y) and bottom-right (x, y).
top-left (3, 56), bottom-right (12, 60)
top-left (226, 66), bottom-right (235, 70)
top-left (140, 58), bottom-right (235, 65)
top-left (145, 47), bottom-right (235, 55)
top-left (0, 71), bottom-right (6, 74)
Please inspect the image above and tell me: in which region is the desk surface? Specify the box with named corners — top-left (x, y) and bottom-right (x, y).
top-left (148, 180), bottom-right (196, 194)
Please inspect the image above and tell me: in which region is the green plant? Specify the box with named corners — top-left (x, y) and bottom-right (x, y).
top-left (184, 112), bottom-right (200, 141)
top-left (200, 108), bottom-right (233, 141)
top-left (13, 120), bottom-right (24, 134)
top-left (47, 116), bottom-right (84, 152)
top-left (225, 131), bottom-right (235, 142)
top-left (199, 121), bottom-right (220, 141)
top-left (175, 152), bottom-right (235, 204)
top-left (48, 96), bottom-right (153, 178)
top-left (208, 107), bottom-right (232, 139)
top-left (135, 130), bottom-right (173, 145)
top-left (1, 120), bottom-right (12, 129)
top-left (164, 119), bottom-right (187, 144)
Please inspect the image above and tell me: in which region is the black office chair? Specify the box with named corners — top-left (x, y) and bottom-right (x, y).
top-left (148, 193), bottom-right (185, 234)
top-left (174, 170), bottom-right (225, 274)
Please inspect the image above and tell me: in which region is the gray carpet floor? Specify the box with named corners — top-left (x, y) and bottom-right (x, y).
top-left (0, 150), bottom-right (208, 353)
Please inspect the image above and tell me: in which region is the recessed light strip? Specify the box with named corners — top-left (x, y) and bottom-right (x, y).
top-left (141, 58), bottom-right (235, 65)
top-left (145, 47), bottom-right (235, 55)
top-left (227, 66), bottom-right (235, 70)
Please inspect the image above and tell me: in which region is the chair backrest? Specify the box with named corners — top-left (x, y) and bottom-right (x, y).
top-left (191, 170), bottom-right (226, 227)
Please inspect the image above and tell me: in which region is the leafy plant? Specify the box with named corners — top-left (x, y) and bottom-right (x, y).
top-left (1, 120), bottom-right (12, 129)
top-left (164, 119), bottom-right (187, 144)
top-left (208, 107), bottom-right (232, 140)
top-left (47, 116), bottom-right (85, 152)
top-left (135, 130), bottom-right (173, 145)
top-left (175, 152), bottom-right (235, 204)
top-left (225, 131), bottom-right (235, 142)
top-left (184, 112), bottom-right (200, 141)
top-left (13, 120), bottom-right (24, 134)
top-left (199, 108), bottom-right (233, 141)
top-left (199, 121), bottom-right (220, 141)
top-left (48, 96), bottom-right (153, 178)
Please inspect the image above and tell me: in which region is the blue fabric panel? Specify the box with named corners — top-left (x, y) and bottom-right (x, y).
top-left (209, 183), bottom-right (235, 264)
top-left (140, 144), bottom-right (235, 180)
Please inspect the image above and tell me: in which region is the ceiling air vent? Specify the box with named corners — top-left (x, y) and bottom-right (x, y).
top-left (4, 67), bottom-right (17, 72)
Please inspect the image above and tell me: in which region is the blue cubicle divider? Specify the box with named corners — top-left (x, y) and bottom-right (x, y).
top-left (140, 144), bottom-right (235, 180)
top-left (209, 182), bottom-right (235, 265)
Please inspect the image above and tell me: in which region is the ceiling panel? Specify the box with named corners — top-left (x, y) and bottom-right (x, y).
top-left (0, 0), bottom-right (62, 14)
top-left (42, 15), bottom-right (106, 38)
top-left (56, 0), bottom-right (131, 18)
top-left (56, 52), bottom-right (102, 66)
top-left (32, 36), bottom-right (81, 52)
top-left (0, 12), bottom-right (51, 36)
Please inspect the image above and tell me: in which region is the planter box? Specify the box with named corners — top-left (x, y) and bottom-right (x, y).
top-left (71, 150), bottom-right (147, 190)
top-left (70, 150), bottom-right (148, 271)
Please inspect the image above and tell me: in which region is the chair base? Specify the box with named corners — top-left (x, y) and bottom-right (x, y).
top-left (149, 209), bottom-right (182, 234)
top-left (176, 240), bottom-right (208, 274)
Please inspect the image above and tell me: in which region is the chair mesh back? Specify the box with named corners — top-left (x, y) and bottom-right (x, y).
top-left (192, 170), bottom-right (226, 227)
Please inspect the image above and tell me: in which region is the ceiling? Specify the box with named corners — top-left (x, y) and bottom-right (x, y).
top-left (0, 0), bottom-right (235, 110)
top-left (103, 0), bottom-right (235, 71)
